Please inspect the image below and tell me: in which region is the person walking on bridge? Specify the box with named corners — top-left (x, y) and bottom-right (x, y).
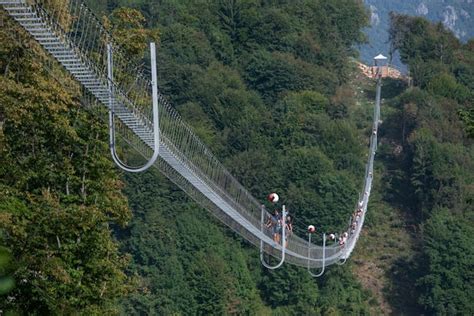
top-left (266, 209), bottom-right (282, 244)
top-left (284, 214), bottom-right (293, 248)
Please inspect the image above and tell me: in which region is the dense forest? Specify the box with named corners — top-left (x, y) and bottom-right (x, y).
top-left (0, 9), bottom-right (132, 313)
top-left (382, 13), bottom-right (474, 315)
top-left (1, 0), bottom-right (473, 315)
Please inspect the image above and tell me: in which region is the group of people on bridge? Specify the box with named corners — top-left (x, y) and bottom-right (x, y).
top-left (265, 208), bottom-right (293, 247)
top-left (328, 199), bottom-right (366, 246)
top-left (263, 192), bottom-right (366, 248)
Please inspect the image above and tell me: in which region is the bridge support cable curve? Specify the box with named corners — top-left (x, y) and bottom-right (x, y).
top-left (308, 233), bottom-right (326, 277)
top-left (260, 205), bottom-right (287, 269)
top-left (107, 42), bottom-right (160, 172)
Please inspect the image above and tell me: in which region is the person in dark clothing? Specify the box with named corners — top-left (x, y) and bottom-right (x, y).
top-left (266, 209), bottom-right (282, 244)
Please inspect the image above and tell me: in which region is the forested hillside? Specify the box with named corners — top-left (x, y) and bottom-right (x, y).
top-left (109, 1), bottom-right (376, 314)
top-left (381, 13), bottom-right (474, 315)
top-left (0, 9), bottom-right (132, 314)
top-left (1, 0), bottom-right (473, 315)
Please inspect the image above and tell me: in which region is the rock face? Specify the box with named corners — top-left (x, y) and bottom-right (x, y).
top-left (360, 0), bottom-right (474, 68)
top-left (416, 2), bottom-right (428, 16)
top-left (369, 5), bottom-right (380, 26)
top-left (442, 5), bottom-right (468, 38)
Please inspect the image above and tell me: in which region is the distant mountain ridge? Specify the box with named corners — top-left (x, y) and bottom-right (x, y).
top-left (360, 0), bottom-right (474, 68)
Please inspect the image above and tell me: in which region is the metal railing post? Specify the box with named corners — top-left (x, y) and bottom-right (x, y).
top-left (107, 42), bottom-right (160, 172)
top-left (260, 205), bottom-right (286, 269)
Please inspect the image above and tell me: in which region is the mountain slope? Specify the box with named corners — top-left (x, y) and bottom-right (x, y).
top-left (361, 0), bottom-right (474, 67)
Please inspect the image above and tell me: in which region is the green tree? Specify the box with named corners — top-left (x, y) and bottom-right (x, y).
top-left (0, 11), bottom-right (132, 314)
top-left (417, 209), bottom-right (474, 315)
top-left (387, 13), bottom-right (474, 314)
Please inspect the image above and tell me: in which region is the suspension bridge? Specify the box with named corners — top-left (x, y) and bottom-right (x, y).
top-left (0, 0), bottom-right (383, 275)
